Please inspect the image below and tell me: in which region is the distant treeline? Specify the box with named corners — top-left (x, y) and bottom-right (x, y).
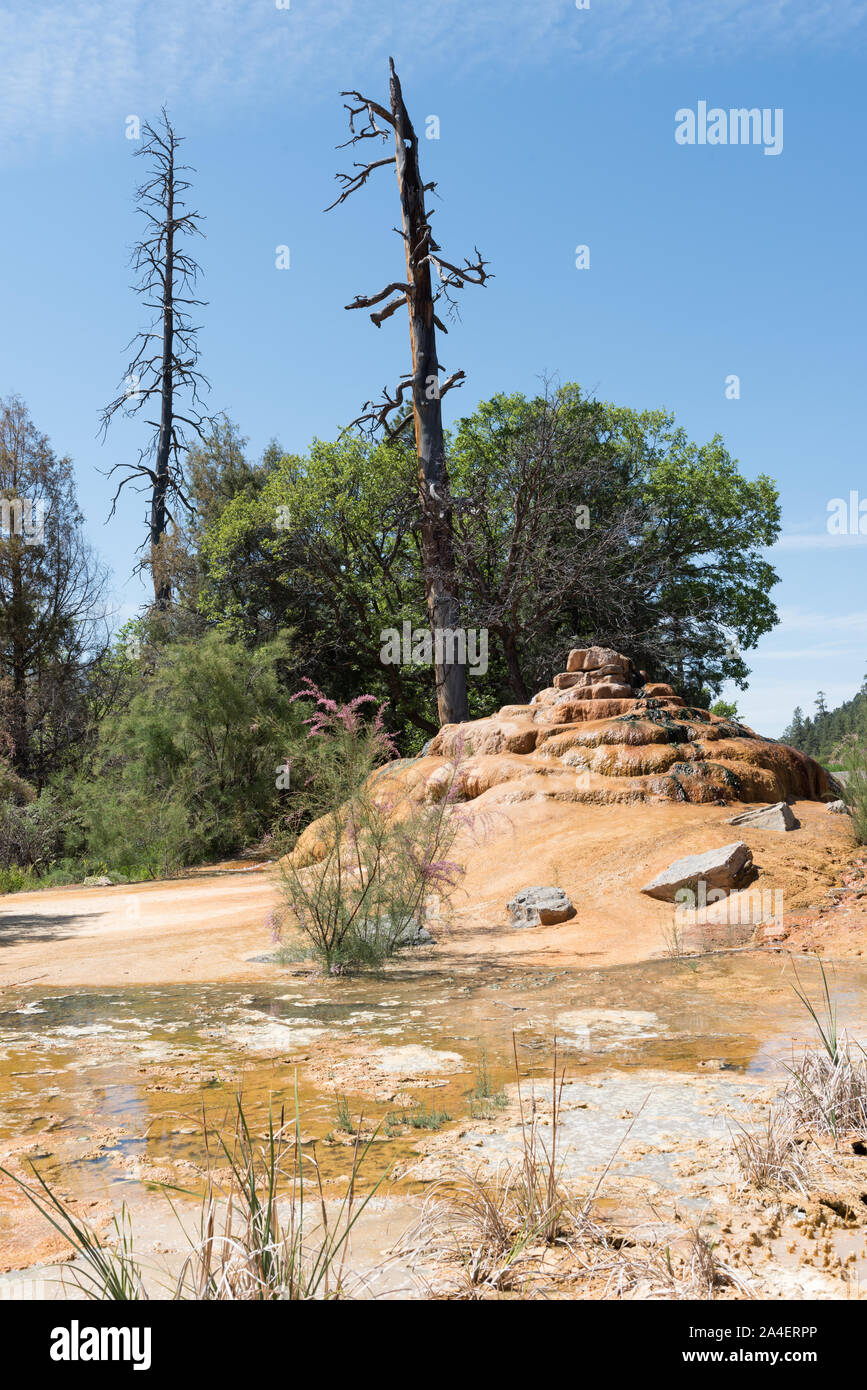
top-left (782, 684), bottom-right (867, 764)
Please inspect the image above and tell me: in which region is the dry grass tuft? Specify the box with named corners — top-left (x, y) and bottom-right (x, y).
top-left (2, 1083), bottom-right (387, 1300)
top-left (732, 1107), bottom-right (811, 1195)
top-left (781, 958), bottom-right (867, 1143)
top-left (394, 1038), bottom-right (754, 1300)
top-left (171, 1091), bottom-right (385, 1299)
top-left (395, 1040), bottom-right (579, 1296)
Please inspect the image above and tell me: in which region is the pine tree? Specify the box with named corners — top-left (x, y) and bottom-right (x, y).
top-left (0, 397), bottom-right (108, 782)
top-left (101, 110), bottom-right (212, 610)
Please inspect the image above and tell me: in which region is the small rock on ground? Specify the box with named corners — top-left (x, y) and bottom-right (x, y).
top-left (640, 842), bottom-right (752, 902)
top-left (727, 801), bottom-right (799, 832)
top-left (507, 886), bottom-right (575, 928)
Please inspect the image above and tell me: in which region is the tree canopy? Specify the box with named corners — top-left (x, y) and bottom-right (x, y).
top-left (0, 384), bottom-right (785, 876)
top-left (196, 383), bottom-right (781, 736)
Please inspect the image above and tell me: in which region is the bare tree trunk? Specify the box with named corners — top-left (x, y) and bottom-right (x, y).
top-left (329, 64), bottom-right (489, 726)
top-left (502, 631), bottom-right (530, 704)
top-left (151, 159), bottom-right (174, 612)
top-left (102, 109), bottom-right (211, 613)
top-left (388, 61), bottom-right (468, 726)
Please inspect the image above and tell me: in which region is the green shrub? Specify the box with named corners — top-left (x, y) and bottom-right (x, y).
top-left (275, 681), bottom-right (472, 972)
top-left (832, 735), bottom-right (867, 844)
top-left (0, 864), bottom-right (35, 894)
top-left (0, 792), bottom-right (66, 872)
top-left (385, 1102), bottom-right (452, 1133)
top-left (709, 698), bottom-right (739, 720)
top-left (0, 757), bottom-right (34, 805)
top-left (72, 630), bottom-right (305, 872)
top-left (467, 1048), bottom-right (509, 1118)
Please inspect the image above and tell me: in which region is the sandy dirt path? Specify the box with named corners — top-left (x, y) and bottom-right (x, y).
top-left (0, 867), bottom-right (279, 988)
top-left (0, 798), bottom-right (859, 989)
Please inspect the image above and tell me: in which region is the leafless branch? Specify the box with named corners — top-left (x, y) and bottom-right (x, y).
top-left (438, 370), bottom-right (466, 398)
top-left (341, 376), bottom-right (415, 440)
top-left (324, 156), bottom-right (394, 211)
top-left (345, 282), bottom-right (411, 312)
top-left (426, 246), bottom-right (492, 291)
top-left (338, 91), bottom-right (396, 139)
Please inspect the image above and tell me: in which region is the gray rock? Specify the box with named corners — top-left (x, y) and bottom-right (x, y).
top-left (507, 886), bottom-right (575, 929)
top-left (410, 924), bottom-right (436, 945)
top-left (356, 916), bottom-right (435, 947)
top-left (826, 799), bottom-right (851, 815)
top-left (82, 875), bottom-right (113, 887)
top-left (640, 842), bottom-right (753, 902)
top-left (727, 801), bottom-right (799, 832)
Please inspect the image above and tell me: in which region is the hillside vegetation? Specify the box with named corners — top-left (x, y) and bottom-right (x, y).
top-left (782, 685), bottom-right (867, 765)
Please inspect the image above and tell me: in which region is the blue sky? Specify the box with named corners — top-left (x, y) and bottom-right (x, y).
top-left (1, 0), bottom-right (865, 734)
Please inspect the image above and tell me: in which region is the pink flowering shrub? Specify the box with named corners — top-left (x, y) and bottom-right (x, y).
top-left (274, 681), bottom-right (468, 971)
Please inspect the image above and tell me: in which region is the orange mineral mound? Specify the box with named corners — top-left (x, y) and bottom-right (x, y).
top-left (418, 646), bottom-right (834, 809)
top-left (289, 647), bottom-right (837, 874)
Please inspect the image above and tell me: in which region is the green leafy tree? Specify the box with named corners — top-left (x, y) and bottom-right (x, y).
top-left (72, 630), bottom-right (304, 873)
top-left (157, 415), bottom-right (272, 639)
top-left (782, 705), bottom-right (806, 746)
top-left (449, 385), bottom-right (781, 704)
top-left (0, 396), bottom-right (109, 785)
top-left (710, 699), bottom-right (740, 720)
top-left (193, 384), bottom-right (782, 744)
top-left (199, 435), bottom-right (444, 741)
top-left (784, 689), bottom-right (867, 763)
top-left (632, 410), bottom-right (779, 703)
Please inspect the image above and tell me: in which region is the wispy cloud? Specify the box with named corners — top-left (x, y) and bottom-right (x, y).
top-left (718, 602), bottom-right (867, 731)
top-left (776, 608), bottom-right (867, 634)
top-left (761, 647), bottom-right (867, 662)
top-left (739, 608), bottom-right (867, 730)
top-left (773, 532), bottom-right (867, 551)
top-left (741, 678), bottom-right (856, 734)
top-left (2, 0), bottom-right (866, 151)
